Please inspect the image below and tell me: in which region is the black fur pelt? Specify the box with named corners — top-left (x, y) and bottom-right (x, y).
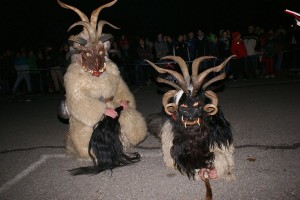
top-left (69, 106), bottom-right (141, 176)
top-left (146, 110), bottom-right (168, 139)
top-left (147, 109), bottom-right (232, 179)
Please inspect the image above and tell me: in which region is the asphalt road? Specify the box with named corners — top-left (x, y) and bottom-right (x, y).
top-left (0, 77), bottom-right (300, 200)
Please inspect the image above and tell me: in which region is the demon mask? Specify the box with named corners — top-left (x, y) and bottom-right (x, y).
top-left (58, 0), bottom-right (119, 77)
top-left (145, 55), bottom-right (235, 127)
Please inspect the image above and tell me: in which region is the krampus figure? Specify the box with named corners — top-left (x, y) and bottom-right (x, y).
top-left (70, 105), bottom-right (141, 175)
top-left (57, 0), bottom-right (147, 161)
top-left (145, 56), bottom-right (235, 182)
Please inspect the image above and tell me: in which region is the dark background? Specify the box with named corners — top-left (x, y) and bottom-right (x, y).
top-left (1, 0), bottom-right (299, 50)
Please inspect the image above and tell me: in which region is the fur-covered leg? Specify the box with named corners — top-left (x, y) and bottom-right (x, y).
top-left (69, 118), bottom-right (93, 159)
top-left (161, 121), bottom-right (175, 168)
top-left (64, 131), bottom-right (75, 155)
top-left (211, 144), bottom-right (235, 181)
top-left (194, 145), bottom-right (235, 181)
top-left (118, 108), bottom-right (148, 149)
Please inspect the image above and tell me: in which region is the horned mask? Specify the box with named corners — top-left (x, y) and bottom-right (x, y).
top-left (145, 55), bottom-right (235, 127)
top-left (58, 0), bottom-right (119, 77)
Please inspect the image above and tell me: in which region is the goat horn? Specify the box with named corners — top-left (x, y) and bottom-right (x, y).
top-left (68, 21), bottom-right (96, 43)
top-left (97, 20), bottom-right (120, 41)
top-left (192, 55), bottom-right (235, 96)
top-left (90, 0), bottom-right (118, 30)
top-left (191, 56), bottom-right (216, 83)
top-left (57, 0), bottom-right (89, 36)
top-left (203, 90), bottom-right (218, 115)
top-left (161, 56), bottom-right (190, 87)
top-left (202, 72), bottom-right (226, 90)
top-left (145, 59), bottom-right (189, 94)
top-left (162, 90), bottom-right (178, 115)
top-left (156, 77), bottom-right (181, 91)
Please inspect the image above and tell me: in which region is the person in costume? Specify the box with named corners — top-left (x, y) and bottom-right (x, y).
top-left (146, 55), bottom-right (235, 181)
top-left (57, 0), bottom-right (148, 160)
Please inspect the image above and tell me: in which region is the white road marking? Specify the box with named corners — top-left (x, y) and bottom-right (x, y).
top-left (0, 154), bottom-right (67, 194)
top-left (0, 151), bottom-right (161, 194)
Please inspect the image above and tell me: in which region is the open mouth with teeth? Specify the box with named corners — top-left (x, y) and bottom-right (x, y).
top-left (181, 116), bottom-right (202, 127)
top-left (82, 64), bottom-right (106, 77)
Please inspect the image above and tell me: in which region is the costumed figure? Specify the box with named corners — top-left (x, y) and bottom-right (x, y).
top-left (57, 0), bottom-right (148, 167)
top-left (145, 55), bottom-right (235, 199)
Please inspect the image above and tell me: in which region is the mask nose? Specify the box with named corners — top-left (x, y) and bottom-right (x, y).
top-left (186, 108), bottom-right (198, 120)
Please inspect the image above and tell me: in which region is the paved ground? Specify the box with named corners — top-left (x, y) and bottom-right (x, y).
top-left (0, 77), bottom-right (300, 200)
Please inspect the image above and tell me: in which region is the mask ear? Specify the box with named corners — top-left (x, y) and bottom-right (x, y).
top-left (203, 91), bottom-right (218, 116)
top-left (203, 104), bottom-right (218, 115)
top-left (68, 35), bottom-right (87, 47)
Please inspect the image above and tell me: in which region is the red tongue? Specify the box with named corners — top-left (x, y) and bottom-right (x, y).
top-left (92, 71), bottom-right (100, 77)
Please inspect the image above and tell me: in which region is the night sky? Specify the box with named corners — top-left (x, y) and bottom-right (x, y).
top-left (1, 0), bottom-right (299, 50)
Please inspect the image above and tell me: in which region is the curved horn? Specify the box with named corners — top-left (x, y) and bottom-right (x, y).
top-left (202, 72), bottom-right (226, 90)
top-left (57, 0), bottom-right (89, 36)
top-left (161, 56), bottom-right (190, 86)
top-left (191, 56), bottom-right (216, 82)
top-left (68, 21), bottom-right (96, 43)
top-left (156, 77), bottom-right (181, 91)
top-left (192, 55), bottom-right (236, 96)
top-left (90, 0), bottom-right (118, 30)
top-left (162, 90), bottom-right (178, 115)
top-left (97, 20), bottom-right (120, 41)
top-left (203, 90), bottom-right (218, 115)
top-left (144, 59), bottom-right (189, 94)
top-left (57, 0), bottom-right (89, 22)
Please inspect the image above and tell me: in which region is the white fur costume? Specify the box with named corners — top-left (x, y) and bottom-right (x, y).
top-left (58, 0), bottom-right (148, 159)
top-left (64, 59), bottom-right (148, 158)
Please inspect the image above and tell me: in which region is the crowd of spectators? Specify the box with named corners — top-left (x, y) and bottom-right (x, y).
top-left (0, 24), bottom-right (299, 95)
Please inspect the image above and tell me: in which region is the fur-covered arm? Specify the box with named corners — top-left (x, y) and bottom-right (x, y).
top-left (113, 77), bottom-right (136, 109)
top-left (64, 73), bottom-right (107, 127)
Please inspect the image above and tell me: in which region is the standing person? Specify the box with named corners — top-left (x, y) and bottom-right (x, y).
top-left (273, 25), bottom-right (287, 77)
top-left (12, 50), bottom-right (32, 94)
top-left (109, 40), bottom-right (127, 81)
top-left (231, 31), bottom-right (247, 80)
top-left (186, 31), bottom-right (197, 61)
top-left (119, 34), bottom-right (130, 62)
top-left (219, 30), bottom-right (233, 78)
top-left (208, 33), bottom-right (220, 58)
top-left (261, 30), bottom-right (276, 78)
top-left (243, 25), bottom-right (258, 79)
top-left (0, 50), bottom-right (15, 95)
top-left (195, 29), bottom-right (210, 57)
top-left (165, 35), bottom-right (176, 56)
top-left (47, 45), bottom-right (64, 93)
top-left (154, 33), bottom-right (169, 61)
top-left (175, 34), bottom-right (189, 61)
top-left (134, 38), bottom-right (153, 86)
top-left (27, 50), bottom-right (42, 93)
top-left (36, 48), bottom-right (49, 94)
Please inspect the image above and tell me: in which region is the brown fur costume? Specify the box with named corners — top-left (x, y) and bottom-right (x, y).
top-left (58, 0), bottom-right (147, 159)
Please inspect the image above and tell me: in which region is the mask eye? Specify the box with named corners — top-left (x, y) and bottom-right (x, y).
top-left (193, 102), bottom-right (199, 107)
top-left (99, 50), bottom-right (104, 55)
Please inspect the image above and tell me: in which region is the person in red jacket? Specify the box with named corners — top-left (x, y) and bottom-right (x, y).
top-left (231, 31), bottom-right (247, 80)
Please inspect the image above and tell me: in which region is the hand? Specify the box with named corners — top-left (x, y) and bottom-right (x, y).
top-left (104, 108), bottom-right (118, 118)
top-left (120, 100), bottom-right (129, 109)
top-left (198, 168), bottom-right (218, 181)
